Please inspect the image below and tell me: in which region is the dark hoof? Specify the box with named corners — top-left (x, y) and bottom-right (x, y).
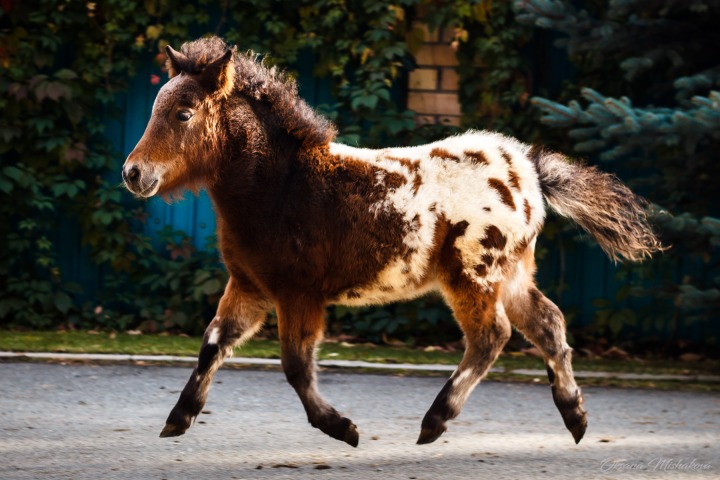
top-left (160, 408), bottom-right (195, 438)
top-left (553, 387), bottom-right (588, 444)
top-left (558, 401), bottom-right (587, 444)
top-left (343, 421), bottom-right (360, 448)
top-left (159, 422), bottom-right (189, 438)
top-left (314, 415), bottom-right (359, 448)
top-left (417, 415), bottom-right (447, 445)
top-left (567, 409), bottom-right (588, 444)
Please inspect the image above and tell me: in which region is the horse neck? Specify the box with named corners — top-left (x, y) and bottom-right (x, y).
top-left (209, 106), bottom-right (305, 222)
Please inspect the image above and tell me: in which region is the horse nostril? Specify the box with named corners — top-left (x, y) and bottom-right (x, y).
top-left (123, 165), bottom-right (140, 183)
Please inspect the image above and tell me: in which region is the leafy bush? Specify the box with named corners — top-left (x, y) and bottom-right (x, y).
top-left (2, 0), bottom-right (535, 341)
top-left (7, 1), bottom-right (709, 350)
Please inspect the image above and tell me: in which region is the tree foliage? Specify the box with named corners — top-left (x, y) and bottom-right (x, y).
top-left (514, 0), bottom-right (720, 339)
top-left (0, 1), bottom-right (533, 342)
top-left (6, 0), bottom-right (710, 348)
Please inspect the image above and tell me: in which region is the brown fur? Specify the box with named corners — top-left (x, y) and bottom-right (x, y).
top-left (524, 198), bottom-right (532, 224)
top-left (430, 148), bottom-right (460, 162)
top-left (464, 150), bottom-right (489, 166)
top-left (487, 178), bottom-right (516, 210)
top-left (480, 225), bottom-right (507, 250)
top-left (508, 170), bottom-right (521, 190)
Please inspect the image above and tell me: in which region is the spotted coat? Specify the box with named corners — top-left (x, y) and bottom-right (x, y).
top-left (328, 132), bottom-right (544, 306)
top-left (122, 36), bottom-right (661, 449)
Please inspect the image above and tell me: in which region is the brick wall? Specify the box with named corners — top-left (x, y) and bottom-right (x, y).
top-left (407, 23), bottom-right (461, 127)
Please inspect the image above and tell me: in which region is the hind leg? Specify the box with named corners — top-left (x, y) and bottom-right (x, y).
top-left (418, 280), bottom-right (511, 444)
top-left (502, 251), bottom-right (587, 443)
top-left (160, 276), bottom-right (270, 437)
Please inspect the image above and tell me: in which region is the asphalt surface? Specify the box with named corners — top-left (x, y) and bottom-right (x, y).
top-left (0, 362), bottom-right (718, 479)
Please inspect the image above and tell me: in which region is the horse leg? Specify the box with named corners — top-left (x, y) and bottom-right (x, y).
top-left (418, 281), bottom-right (511, 444)
top-left (160, 277), bottom-right (269, 437)
top-left (503, 273), bottom-right (588, 443)
top-left (277, 299), bottom-right (359, 447)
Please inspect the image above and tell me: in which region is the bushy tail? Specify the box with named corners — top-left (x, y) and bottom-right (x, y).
top-left (530, 147), bottom-right (664, 262)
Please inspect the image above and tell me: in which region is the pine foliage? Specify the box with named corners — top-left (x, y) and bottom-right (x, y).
top-left (515, 0), bottom-right (720, 327)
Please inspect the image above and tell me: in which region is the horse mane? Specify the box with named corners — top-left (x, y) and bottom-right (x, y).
top-left (174, 36), bottom-right (337, 148)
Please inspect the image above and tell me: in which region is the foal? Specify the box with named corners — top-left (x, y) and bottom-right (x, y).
top-left (122, 37), bottom-right (662, 447)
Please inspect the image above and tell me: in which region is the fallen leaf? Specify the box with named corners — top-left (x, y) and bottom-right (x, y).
top-left (679, 353), bottom-right (703, 362)
top-left (601, 346), bottom-right (630, 360)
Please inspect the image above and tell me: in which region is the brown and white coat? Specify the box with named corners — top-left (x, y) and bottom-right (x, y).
top-left (122, 36), bottom-right (662, 448)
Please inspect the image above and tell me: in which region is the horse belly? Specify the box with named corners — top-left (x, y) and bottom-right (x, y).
top-left (331, 274), bottom-right (439, 307)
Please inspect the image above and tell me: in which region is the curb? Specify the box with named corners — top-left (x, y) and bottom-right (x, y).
top-left (1, 351), bottom-right (718, 382)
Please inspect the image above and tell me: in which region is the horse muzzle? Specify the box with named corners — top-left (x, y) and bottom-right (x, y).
top-left (122, 163), bottom-right (161, 197)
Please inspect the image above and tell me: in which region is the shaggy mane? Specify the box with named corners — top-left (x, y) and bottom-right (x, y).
top-left (174, 36), bottom-right (336, 148)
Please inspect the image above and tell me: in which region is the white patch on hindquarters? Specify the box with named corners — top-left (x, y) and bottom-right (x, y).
top-left (329, 131), bottom-right (547, 305)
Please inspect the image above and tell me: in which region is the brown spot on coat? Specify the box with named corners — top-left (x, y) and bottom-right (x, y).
top-left (480, 225), bottom-right (507, 250)
top-left (430, 148), bottom-right (460, 162)
top-left (488, 178), bottom-right (516, 210)
top-left (385, 171), bottom-right (407, 190)
top-left (513, 237), bottom-right (530, 256)
top-left (464, 150), bottom-right (489, 166)
top-left (523, 199), bottom-right (532, 224)
top-left (508, 170), bottom-right (521, 190)
top-left (474, 264), bottom-right (488, 277)
top-left (412, 174), bottom-right (423, 194)
top-left (387, 157), bottom-right (420, 173)
top-left (346, 290), bottom-right (361, 299)
top-left (386, 156), bottom-right (421, 194)
top-left (481, 253), bottom-right (494, 266)
top-left (498, 146), bottom-right (513, 166)
top-left (438, 219), bottom-right (469, 289)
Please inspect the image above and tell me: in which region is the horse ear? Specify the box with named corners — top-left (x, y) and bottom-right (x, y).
top-left (200, 48), bottom-right (235, 97)
top-left (165, 45), bottom-right (187, 78)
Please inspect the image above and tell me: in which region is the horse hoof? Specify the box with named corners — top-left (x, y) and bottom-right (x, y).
top-left (159, 422), bottom-right (188, 438)
top-left (330, 417), bottom-right (359, 448)
top-left (343, 422), bottom-right (359, 448)
top-left (553, 388), bottom-right (588, 444)
top-left (568, 411), bottom-right (588, 444)
top-left (416, 419), bottom-right (447, 445)
top-left (315, 415), bottom-right (359, 447)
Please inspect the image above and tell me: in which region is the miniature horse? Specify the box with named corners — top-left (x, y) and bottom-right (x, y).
top-left (122, 37), bottom-right (662, 447)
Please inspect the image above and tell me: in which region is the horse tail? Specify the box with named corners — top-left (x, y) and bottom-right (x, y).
top-left (529, 146), bottom-right (664, 263)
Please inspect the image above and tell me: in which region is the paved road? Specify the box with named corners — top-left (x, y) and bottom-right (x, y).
top-left (1, 363), bottom-right (718, 479)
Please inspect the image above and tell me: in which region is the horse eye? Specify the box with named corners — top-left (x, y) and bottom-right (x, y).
top-left (176, 110), bottom-right (193, 122)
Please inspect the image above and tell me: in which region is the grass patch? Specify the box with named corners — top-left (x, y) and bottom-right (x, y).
top-left (1, 330), bottom-right (718, 391)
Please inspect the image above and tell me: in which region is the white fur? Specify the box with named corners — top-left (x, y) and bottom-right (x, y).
top-left (206, 326), bottom-right (220, 345)
top-left (329, 131), bottom-right (546, 306)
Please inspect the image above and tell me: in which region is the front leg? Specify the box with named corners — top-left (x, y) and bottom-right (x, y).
top-left (277, 299), bottom-right (359, 447)
top-left (160, 277), bottom-right (270, 437)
